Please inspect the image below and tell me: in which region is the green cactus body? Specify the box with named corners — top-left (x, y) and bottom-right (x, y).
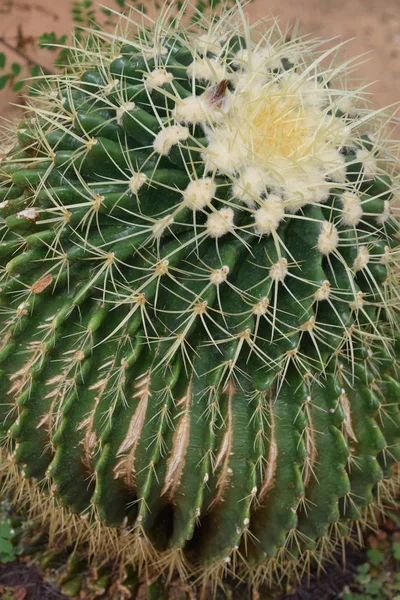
top-left (0, 1), bottom-right (400, 593)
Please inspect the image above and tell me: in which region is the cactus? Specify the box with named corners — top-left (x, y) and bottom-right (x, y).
top-left (0, 0), bottom-right (400, 595)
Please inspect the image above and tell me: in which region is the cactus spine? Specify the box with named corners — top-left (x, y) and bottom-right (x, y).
top-left (0, 0), bottom-right (400, 594)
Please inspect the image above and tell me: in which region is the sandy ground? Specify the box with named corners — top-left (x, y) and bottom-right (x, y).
top-left (0, 0), bottom-right (399, 117)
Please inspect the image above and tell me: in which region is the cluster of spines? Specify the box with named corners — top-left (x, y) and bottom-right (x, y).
top-left (0, 0), bottom-right (399, 593)
top-left (0, 491), bottom-right (202, 599)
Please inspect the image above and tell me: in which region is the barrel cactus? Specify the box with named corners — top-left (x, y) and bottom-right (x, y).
top-left (1, 0), bottom-right (399, 595)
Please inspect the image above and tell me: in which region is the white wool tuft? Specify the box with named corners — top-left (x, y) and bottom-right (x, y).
top-left (143, 45), bottom-right (167, 60)
top-left (173, 94), bottom-right (225, 125)
top-left (233, 74), bottom-right (274, 98)
top-left (254, 195), bottom-right (285, 234)
top-left (233, 48), bottom-right (256, 69)
top-left (153, 125), bottom-right (189, 155)
top-left (193, 32), bottom-right (221, 55)
top-left (317, 221), bottom-right (339, 255)
top-left (318, 148), bottom-right (347, 183)
top-left (145, 68), bottom-right (174, 91)
top-left (183, 178), bottom-right (216, 210)
top-left (103, 79), bottom-right (119, 95)
top-left (320, 114), bottom-right (352, 147)
top-left (233, 44), bottom-right (282, 74)
top-left (376, 201), bottom-right (391, 225)
top-left (129, 171), bottom-right (147, 194)
top-left (152, 214), bottom-right (174, 239)
top-left (314, 280), bottom-right (331, 301)
top-left (173, 96), bottom-right (204, 123)
top-left (116, 101), bottom-right (136, 125)
top-left (283, 177), bottom-right (329, 213)
top-left (353, 245), bottom-right (370, 271)
top-left (252, 297), bottom-right (270, 315)
top-left (269, 258), bottom-right (288, 281)
top-left (282, 164), bottom-right (329, 214)
top-left (231, 167), bottom-right (271, 207)
top-left (349, 291), bottom-right (365, 310)
top-left (356, 148), bottom-right (377, 178)
top-left (340, 191), bottom-right (363, 226)
top-left (336, 94), bottom-right (358, 117)
top-left (202, 130), bottom-right (248, 175)
top-left (301, 79), bottom-right (329, 110)
top-left (210, 265), bottom-right (230, 285)
top-left (187, 58), bottom-right (227, 83)
top-left (280, 72), bottom-right (329, 110)
top-left (270, 163), bottom-right (330, 213)
top-left (206, 207), bottom-right (234, 238)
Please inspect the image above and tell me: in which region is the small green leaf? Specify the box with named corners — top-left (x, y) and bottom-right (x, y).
top-left (356, 563), bottom-right (371, 575)
top-left (0, 74), bottom-right (9, 90)
top-left (0, 537), bottom-right (15, 562)
top-left (364, 579), bottom-right (382, 595)
top-left (39, 32), bottom-right (68, 50)
top-left (12, 80), bottom-right (25, 92)
top-left (392, 542), bottom-right (400, 560)
top-left (0, 520), bottom-right (15, 563)
top-left (0, 522), bottom-right (12, 538)
top-left (30, 65), bottom-right (41, 77)
top-left (10, 62), bottom-right (21, 76)
top-left (366, 548), bottom-right (385, 566)
top-left (39, 32), bottom-right (53, 43)
top-left (355, 573), bottom-right (371, 586)
top-left (0, 52), bottom-right (6, 69)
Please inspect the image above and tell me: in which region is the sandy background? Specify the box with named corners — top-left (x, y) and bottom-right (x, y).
top-left (0, 0), bottom-right (399, 117)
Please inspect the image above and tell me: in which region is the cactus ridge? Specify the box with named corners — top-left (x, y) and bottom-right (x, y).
top-left (0, 0), bottom-right (400, 592)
